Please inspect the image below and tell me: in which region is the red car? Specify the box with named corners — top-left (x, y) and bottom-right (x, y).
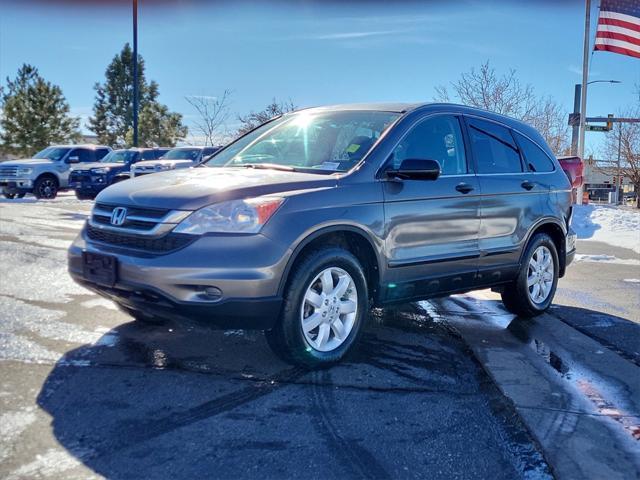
top-left (557, 156), bottom-right (584, 188)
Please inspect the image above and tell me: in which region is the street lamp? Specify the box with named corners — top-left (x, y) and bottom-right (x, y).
top-left (570, 80), bottom-right (621, 156)
top-left (571, 79), bottom-right (621, 206)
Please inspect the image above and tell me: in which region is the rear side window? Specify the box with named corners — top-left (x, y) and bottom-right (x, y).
top-left (391, 115), bottom-right (468, 175)
top-left (95, 148), bottom-right (110, 160)
top-left (141, 150), bottom-right (156, 160)
top-left (467, 118), bottom-right (522, 174)
top-left (72, 149), bottom-right (95, 163)
top-left (514, 132), bottom-right (555, 173)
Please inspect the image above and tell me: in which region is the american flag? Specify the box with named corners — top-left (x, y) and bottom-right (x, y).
top-left (594, 0), bottom-right (640, 59)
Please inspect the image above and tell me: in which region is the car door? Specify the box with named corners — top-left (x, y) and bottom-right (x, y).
top-left (382, 113), bottom-right (480, 301)
top-left (464, 116), bottom-right (541, 284)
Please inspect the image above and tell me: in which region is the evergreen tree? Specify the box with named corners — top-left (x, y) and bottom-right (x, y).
top-left (0, 64), bottom-right (81, 157)
top-left (89, 44), bottom-right (186, 147)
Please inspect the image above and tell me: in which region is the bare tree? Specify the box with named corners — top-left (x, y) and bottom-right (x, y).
top-left (236, 98), bottom-right (296, 137)
top-left (599, 109), bottom-right (640, 208)
top-left (435, 61), bottom-right (569, 154)
top-left (185, 90), bottom-right (232, 146)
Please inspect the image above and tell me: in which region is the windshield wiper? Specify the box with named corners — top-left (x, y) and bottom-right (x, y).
top-left (237, 163), bottom-right (296, 172)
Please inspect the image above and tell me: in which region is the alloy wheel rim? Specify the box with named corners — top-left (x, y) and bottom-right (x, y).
top-left (40, 180), bottom-right (55, 198)
top-left (527, 246), bottom-right (554, 304)
top-left (300, 267), bottom-right (358, 352)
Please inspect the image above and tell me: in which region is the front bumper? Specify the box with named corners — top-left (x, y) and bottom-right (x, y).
top-left (1, 178), bottom-right (33, 193)
top-left (566, 228), bottom-right (577, 267)
top-left (68, 229), bottom-right (292, 329)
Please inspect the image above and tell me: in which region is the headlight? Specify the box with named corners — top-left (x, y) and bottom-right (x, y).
top-left (17, 167), bottom-right (32, 176)
top-left (155, 164), bottom-right (173, 171)
top-left (173, 197), bottom-right (284, 235)
top-left (91, 168), bottom-right (109, 174)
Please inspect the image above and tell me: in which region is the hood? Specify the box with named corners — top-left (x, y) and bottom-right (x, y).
top-left (134, 159), bottom-right (192, 168)
top-left (96, 167), bottom-right (337, 210)
top-left (1, 158), bottom-right (55, 167)
top-left (72, 162), bottom-right (124, 171)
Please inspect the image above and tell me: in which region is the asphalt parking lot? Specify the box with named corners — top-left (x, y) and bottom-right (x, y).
top-left (1, 193), bottom-right (639, 480)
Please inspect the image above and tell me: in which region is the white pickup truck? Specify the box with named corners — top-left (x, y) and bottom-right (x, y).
top-left (0, 144), bottom-right (111, 199)
top-left (131, 146), bottom-right (221, 177)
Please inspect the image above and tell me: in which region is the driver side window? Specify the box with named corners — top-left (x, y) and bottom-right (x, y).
top-left (391, 115), bottom-right (467, 175)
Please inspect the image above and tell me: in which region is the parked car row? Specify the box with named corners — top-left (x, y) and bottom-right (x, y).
top-left (0, 145), bottom-right (221, 199)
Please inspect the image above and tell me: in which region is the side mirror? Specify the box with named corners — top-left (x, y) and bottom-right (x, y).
top-left (385, 158), bottom-right (441, 181)
top-left (67, 155), bottom-right (80, 164)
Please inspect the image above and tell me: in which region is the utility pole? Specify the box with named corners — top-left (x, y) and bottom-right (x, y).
top-left (570, 84), bottom-right (581, 155)
top-left (577, 0), bottom-right (591, 205)
top-left (617, 122), bottom-right (622, 204)
top-left (132, 0), bottom-right (139, 147)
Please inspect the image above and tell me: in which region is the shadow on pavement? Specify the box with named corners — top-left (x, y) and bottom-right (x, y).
top-left (547, 304), bottom-right (640, 367)
top-left (36, 304), bottom-right (550, 480)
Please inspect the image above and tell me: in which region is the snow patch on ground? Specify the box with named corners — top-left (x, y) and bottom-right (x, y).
top-left (0, 241), bottom-right (88, 303)
top-left (0, 296), bottom-right (105, 363)
top-left (8, 448), bottom-right (83, 479)
top-left (574, 254), bottom-right (640, 266)
top-left (0, 408), bottom-right (37, 462)
top-left (622, 278), bottom-right (640, 284)
top-left (572, 205), bottom-right (640, 254)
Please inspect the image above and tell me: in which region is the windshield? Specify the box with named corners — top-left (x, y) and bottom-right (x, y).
top-left (100, 150), bottom-right (138, 164)
top-left (206, 110), bottom-right (400, 172)
top-left (161, 148), bottom-right (202, 161)
top-left (33, 147), bottom-right (70, 161)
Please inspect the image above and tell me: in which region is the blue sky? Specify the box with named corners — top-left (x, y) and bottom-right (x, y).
top-left (1, 0), bottom-right (638, 155)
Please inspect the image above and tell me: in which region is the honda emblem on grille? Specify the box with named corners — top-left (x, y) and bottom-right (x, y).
top-left (110, 207), bottom-right (128, 226)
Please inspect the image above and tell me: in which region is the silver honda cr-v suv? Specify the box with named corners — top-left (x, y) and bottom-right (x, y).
top-left (68, 103), bottom-right (576, 367)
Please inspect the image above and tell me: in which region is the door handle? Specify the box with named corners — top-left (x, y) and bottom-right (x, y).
top-left (521, 180), bottom-right (535, 191)
top-left (455, 182), bottom-right (474, 194)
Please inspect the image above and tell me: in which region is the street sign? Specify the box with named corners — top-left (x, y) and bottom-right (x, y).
top-left (585, 124), bottom-right (610, 132)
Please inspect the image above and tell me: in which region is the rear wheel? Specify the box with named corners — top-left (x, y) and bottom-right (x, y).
top-left (3, 192), bottom-right (27, 199)
top-left (34, 176), bottom-right (58, 199)
top-left (265, 247), bottom-right (368, 367)
top-left (501, 233), bottom-right (559, 317)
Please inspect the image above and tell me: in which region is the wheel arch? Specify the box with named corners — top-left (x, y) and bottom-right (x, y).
top-left (278, 225), bottom-right (384, 304)
top-left (35, 171), bottom-right (60, 186)
top-left (521, 218), bottom-right (568, 277)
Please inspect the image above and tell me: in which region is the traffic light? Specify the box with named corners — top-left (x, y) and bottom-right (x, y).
top-left (607, 114), bottom-right (613, 131)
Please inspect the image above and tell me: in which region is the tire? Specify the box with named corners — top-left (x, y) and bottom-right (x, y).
top-left (16, 193), bottom-right (25, 198)
top-left (33, 176), bottom-right (59, 199)
top-left (75, 191), bottom-right (95, 201)
top-left (265, 247), bottom-right (369, 368)
top-left (501, 233), bottom-right (559, 317)
top-left (3, 192), bottom-right (16, 199)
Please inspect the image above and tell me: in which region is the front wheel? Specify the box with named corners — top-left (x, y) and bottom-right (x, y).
top-left (501, 233), bottom-right (559, 317)
top-left (33, 176), bottom-right (58, 199)
top-left (3, 192), bottom-right (16, 199)
top-left (265, 247), bottom-right (368, 368)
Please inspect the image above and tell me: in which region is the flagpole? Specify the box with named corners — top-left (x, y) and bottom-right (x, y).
top-left (577, 0), bottom-right (591, 205)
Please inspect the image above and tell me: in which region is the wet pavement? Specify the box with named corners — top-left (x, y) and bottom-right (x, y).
top-left (1, 194), bottom-right (639, 479)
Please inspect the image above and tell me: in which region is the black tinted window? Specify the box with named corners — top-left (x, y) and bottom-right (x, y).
top-left (514, 132), bottom-right (555, 173)
top-left (467, 118), bottom-right (522, 174)
top-left (391, 115), bottom-right (467, 175)
top-left (71, 149), bottom-right (95, 163)
top-left (96, 148), bottom-right (110, 160)
top-left (141, 150), bottom-right (156, 160)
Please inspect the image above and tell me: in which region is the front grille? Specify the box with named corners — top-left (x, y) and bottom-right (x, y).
top-left (92, 215), bottom-right (157, 231)
top-left (0, 166), bottom-right (18, 177)
top-left (69, 171), bottom-right (91, 182)
top-left (86, 224), bottom-right (193, 252)
top-left (95, 203), bottom-right (169, 219)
